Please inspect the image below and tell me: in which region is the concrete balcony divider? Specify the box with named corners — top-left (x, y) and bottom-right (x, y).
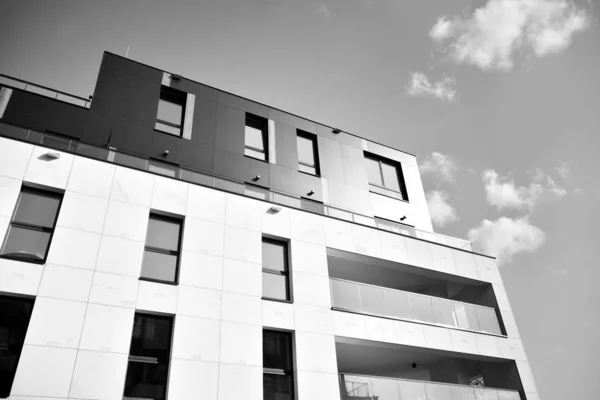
top-left (330, 278), bottom-right (503, 336)
top-left (340, 373), bottom-right (521, 400)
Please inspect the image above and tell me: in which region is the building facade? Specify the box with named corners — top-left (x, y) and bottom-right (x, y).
top-left (0, 52), bottom-right (539, 400)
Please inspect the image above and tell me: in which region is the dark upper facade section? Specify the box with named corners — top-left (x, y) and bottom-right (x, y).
top-left (0, 51), bottom-right (435, 232)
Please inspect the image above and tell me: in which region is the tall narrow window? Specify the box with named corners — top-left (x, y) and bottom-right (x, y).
top-left (262, 238), bottom-right (291, 302)
top-left (364, 153), bottom-right (408, 201)
top-left (245, 113), bottom-right (268, 161)
top-left (0, 295), bottom-right (35, 398)
top-left (155, 86), bottom-right (185, 137)
top-left (141, 214), bottom-right (182, 284)
top-left (263, 330), bottom-right (295, 400)
top-left (297, 131), bottom-right (319, 175)
top-left (123, 314), bottom-right (173, 400)
top-left (0, 187), bottom-right (62, 263)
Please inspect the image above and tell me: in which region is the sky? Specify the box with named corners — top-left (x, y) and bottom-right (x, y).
top-left (1, 0), bottom-right (599, 397)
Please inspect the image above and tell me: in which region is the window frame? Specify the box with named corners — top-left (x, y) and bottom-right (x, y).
top-left (0, 186), bottom-right (63, 264)
top-left (155, 86), bottom-right (186, 138)
top-left (263, 329), bottom-right (295, 400)
top-left (296, 130), bottom-right (320, 176)
top-left (140, 213), bottom-right (183, 285)
top-left (244, 113), bottom-right (269, 162)
top-left (123, 313), bottom-right (173, 400)
top-left (0, 295), bottom-right (35, 398)
top-left (364, 152), bottom-right (409, 201)
top-left (261, 237), bottom-right (292, 303)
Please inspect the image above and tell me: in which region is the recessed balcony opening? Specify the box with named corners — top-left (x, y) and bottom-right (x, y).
top-left (328, 249), bottom-right (506, 336)
top-left (337, 337), bottom-right (525, 400)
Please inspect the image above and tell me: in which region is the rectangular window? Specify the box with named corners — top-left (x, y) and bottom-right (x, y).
top-left (0, 187), bottom-right (62, 263)
top-left (155, 86), bottom-right (185, 137)
top-left (364, 153), bottom-right (408, 201)
top-left (263, 330), bottom-right (295, 400)
top-left (262, 238), bottom-right (290, 302)
top-left (297, 131), bottom-right (319, 175)
top-left (124, 313), bottom-right (173, 400)
top-left (0, 295), bottom-right (35, 398)
top-left (141, 214), bottom-right (182, 284)
top-left (245, 113), bottom-right (269, 161)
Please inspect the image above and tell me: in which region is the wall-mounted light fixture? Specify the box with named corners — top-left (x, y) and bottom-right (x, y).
top-left (307, 190), bottom-right (315, 196)
top-left (163, 150), bottom-right (170, 156)
top-left (332, 128), bottom-right (342, 134)
top-left (400, 215), bottom-right (407, 221)
top-left (171, 74), bottom-right (182, 81)
top-left (267, 206), bottom-right (282, 214)
top-left (45, 151), bottom-right (61, 160)
top-left (253, 175), bottom-right (261, 181)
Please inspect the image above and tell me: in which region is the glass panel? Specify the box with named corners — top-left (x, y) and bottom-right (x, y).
top-left (497, 390), bottom-right (521, 400)
top-left (262, 272), bottom-right (288, 301)
top-left (0, 76), bottom-right (26, 89)
top-left (358, 284), bottom-right (386, 315)
top-left (449, 385), bottom-right (477, 400)
top-left (262, 240), bottom-right (286, 272)
top-left (112, 152), bottom-right (148, 170)
top-left (26, 85), bottom-right (56, 98)
top-left (0, 122), bottom-right (28, 140)
top-left (301, 199), bottom-right (324, 214)
top-left (263, 330), bottom-right (293, 370)
top-left (330, 280), bottom-right (360, 311)
top-left (263, 374), bottom-right (294, 400)
top-left (383, 289), bottom-right (411, 319)
top-left (299, 163), bottom-right (317, 175)
top-left (141, 251), bottom-right (178, 282)
top-left (474, 388), bottom-right (500, 400)
top-left (454, 303), bottom-right (480, 332)
top-left (245, 125), bottom-right (265, 150)
top-left (13, 190), bottom-right (61, 228)
top-left (409, 293), bottom-right (436, 324)
top-left (365, 157), bottom-right (383, 186)
top-left (426, 383), bottom-right (453, 400)
top-left (398, 379), bottom-right (428, 400)
top-left (146, 217), bottom-right (180, 251)
top-left (342, 375), bottom-right (370, 397)
top-left (214, 178), bottom-right (243, 194)
top-left (297, 135), bottom-right (316, 165)
top-left (1, 226), bottom-right (51, 261)
top-left (130, 314), bottom-right (173, 357)
top-left (147, 160), bottom-right (178, 177)
top-left (475, 307), bottom-right (502, 335)
top-left (156, 98), bottom-right (182, 126)
top-left (245, 147), bottom-right (266, 160)
top-left (326, 207), bottom-right (353, 221)
top-left (273, 193), bottom-right (301, 208)
top-left (155, 121), bottom-right (181, 136)
top-left (432, 298), bottom-right (458, 327)
top-left (180, 169), bottom-right (213, 186)
top-left (0, 296), bottom-right (35, 398)
top-left (123, 361), bottom-right (168, 400)
top-left (369, 376), bottom-right (401, 400)
top-left (245, 185), bottom-right (269, 200)
top-left (381, 161), bottom-right (401, 192)
top-left (41, 134), bottom-right (72, 151)
top-left (56, 93), bottom-right (87, 107)
top-left (76, 143), bottom-right (108, 160)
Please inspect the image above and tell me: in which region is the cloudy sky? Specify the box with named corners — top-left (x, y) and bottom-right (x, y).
top-left (1, 0), bottom-right (598, 397)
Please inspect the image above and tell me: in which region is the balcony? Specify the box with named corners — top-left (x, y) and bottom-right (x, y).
top-left (340, 374), bottom-right (521, 400)
top-left (330, 278), bottom-right (503, 336)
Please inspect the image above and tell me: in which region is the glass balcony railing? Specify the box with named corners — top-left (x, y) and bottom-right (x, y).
top-left (0, 74), bottom-right (91, 108)
top-left (330, 278), bottom-right (503, 336)
top-left (340, 374), bottom-right (521, 400)
top-left (0, 120), bottom-right (483, 257)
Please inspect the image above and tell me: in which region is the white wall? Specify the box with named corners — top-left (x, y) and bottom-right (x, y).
top-left (0, 137), bottom-right (537, 400)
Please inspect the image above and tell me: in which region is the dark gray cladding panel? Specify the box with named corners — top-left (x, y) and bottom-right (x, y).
top-left (270, 164), bottom-right (323, 202)
top-left (213, 147), bottom-right (271, 188)
top-left (2, 90), bottom-right (87, 139)
top-left (317, 136), bottom-right (345, 183)
top-left (215, 103), bottom-right (245, 154)
top-left (274, 121), bottom-right (298, 170)
top-left (267, 108), bottom-right (317, 134)
top-left (102, 52), bottom-right (163, 83)
top-left (152, 131), bottom-right (215, 174)
top-left (168, 79), bottom-right (218, 102)
top-left (341, 144), bottom-right (369, 190)
top-left (315, 123), bottom-right (362, 149)
top-left (218, 91), bottom-right (268, 118)
top-left (191, 99), bottom-right (217, 147)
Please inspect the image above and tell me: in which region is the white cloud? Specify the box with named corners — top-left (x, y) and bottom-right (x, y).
top-left (430, 0), bottom-right (589, 71)
top-left (555, 160), bottom-right (571, 181)
top-left (468, 216), bottom-right (546, 263)
top-left (419, 152), bottom-right (458, 183)
top-left (315, 3), bottom-right (331, 18)
top-left (426, 190), bottom-right (459, 228)
top-left (406, 72), bottom-right (457, 101)
top-left (482, 169), bottom-right (566, 210)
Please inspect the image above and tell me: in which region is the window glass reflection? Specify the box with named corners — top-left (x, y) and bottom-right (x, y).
top-left (262, 272), bottom-right (288, 301)
top-left (365, 157), bottom-right (383, 186)
top-left (384, 289), bottom-right (411, 320)
top-left (146, 217), bottom-right (180, 251)
top-left (358, 284), bottom-right (385, 315)
top-left (475, 307), bottom-right (502, 335)
top-left (330, 279), bottom-right (360, 311)
top-left (381, 162), bottom-right (401, 192)
top-left (13, 190), bottom-right (60, 228)
top-left (432, 298), bottom-right (458, 327)
top-left (1, 226), bottom-right (50, 261)
top-left (262, 240), bottom-right (286, 272)
top-left (409, 294), bottom-right (436, 324)
top-left (245, 126), bottom-right (265, 150)
top-left (141, 251), bottom-right (178, 282)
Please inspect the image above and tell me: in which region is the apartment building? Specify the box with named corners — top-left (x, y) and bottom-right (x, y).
top-left (0, 52), bottom-right (539, 400)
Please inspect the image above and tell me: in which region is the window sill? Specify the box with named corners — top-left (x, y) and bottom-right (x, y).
top-left (261, 297), bottom-right (293, 304)
top-left (369, 185), bottom-right (409, 202)
top-left (298, 170), bottom-right (320, 178)
top-left (0, 255), bottom-right (45, 265)
top-left (154, 128), bottom-right (183, 138)
top-left (139, 277), bottom-right (179, 286)
top-left (244, 154), bottom-right (269, 163)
